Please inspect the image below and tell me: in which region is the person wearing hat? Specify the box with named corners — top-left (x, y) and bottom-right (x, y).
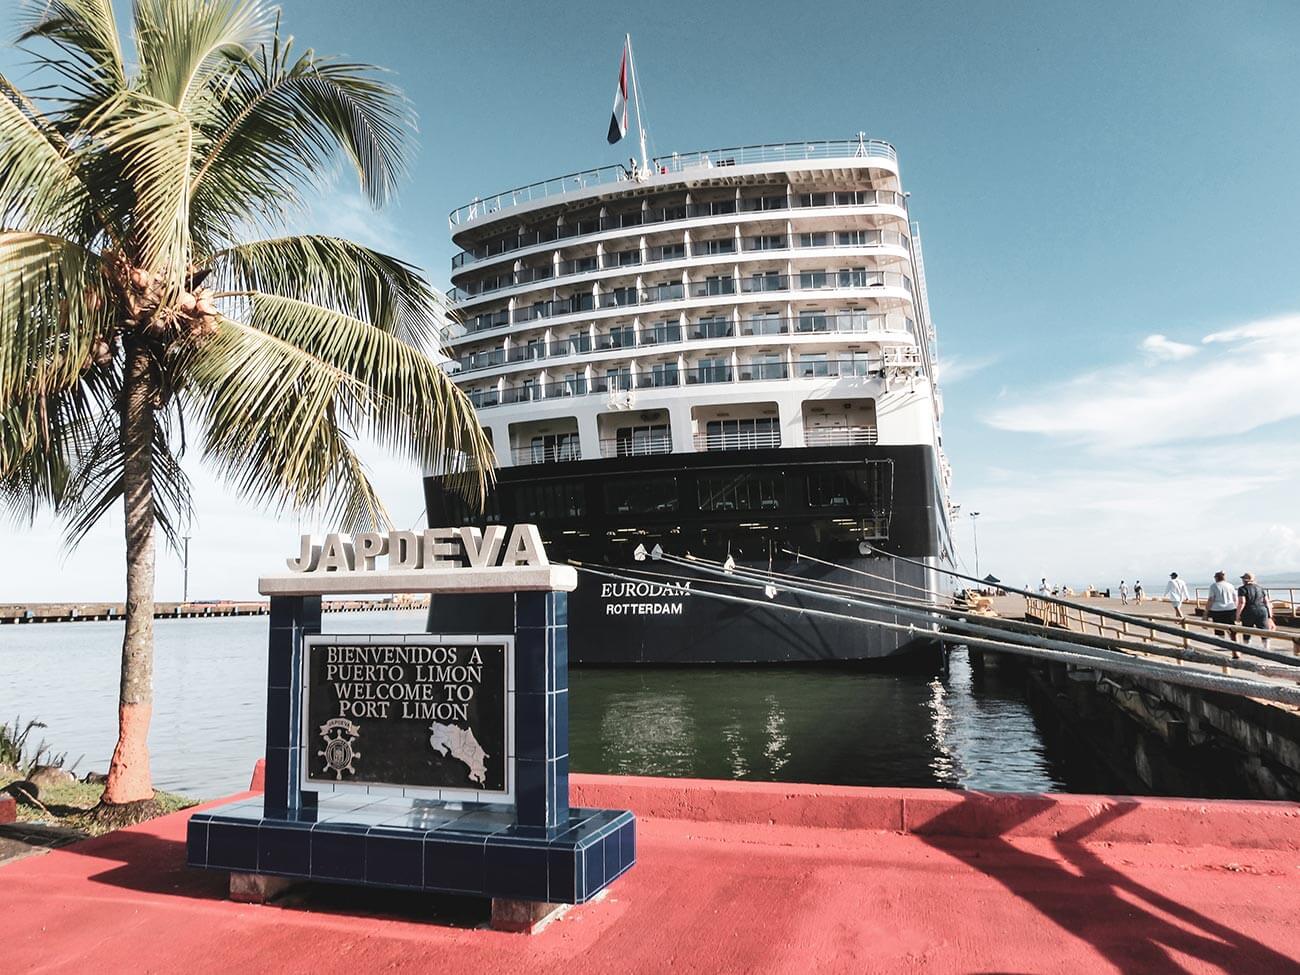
top-left (1163, 572), bottom-right (1190, 618)
top-left (1235, 572), bottom-right (1273, 644)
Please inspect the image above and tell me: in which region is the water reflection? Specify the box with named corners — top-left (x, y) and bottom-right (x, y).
top-left (0, 612), bottom-right (1078, 798)
top-left (570, 660), bottom-right (1074, 792)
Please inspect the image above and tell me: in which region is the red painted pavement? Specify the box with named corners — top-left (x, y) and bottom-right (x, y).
top-left (2, 774), bottom-right (1299, 975)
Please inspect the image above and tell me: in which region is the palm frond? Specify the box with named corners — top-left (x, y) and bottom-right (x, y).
top-left (241, 292), bottom-right (491, 490)
top-left (0, 231), bottom-right (108, 402)
top-left (0, 74), bottom-right (98, 237)
top-left (17, 0), bottom-right (127, 102)
top-left (188, 39), bottom-right (413, 249)
top-left (185, 312), bottom-right (396, 528)
top-left (84, 92), bottom-right (194, 292)
top-left (207, 235), bottom-right (450, 347)
top-left (59, 407), bottom-right (194, 552)
top-left (133, 0), bottom-right (271, 111)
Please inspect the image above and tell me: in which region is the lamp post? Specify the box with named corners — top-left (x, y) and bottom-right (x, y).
top-left (182, 534), bottom-right (191, 604)
top-left (970, 511), bottom-right (981, 579)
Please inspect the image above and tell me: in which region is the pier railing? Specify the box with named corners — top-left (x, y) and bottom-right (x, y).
top-left (1024, 597), bottom-right (1300, 664)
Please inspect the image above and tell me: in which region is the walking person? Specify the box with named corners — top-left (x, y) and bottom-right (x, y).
top-left (1163, 572), bottom-right (1190, 619)
top-left (1206, 572), bottom-right (1239, 648)
top-left (1119, 580), bottom-right (1129, 606)
top-left (1134, 580), bottom-right (1144, 604)
top-left (1236, 572), bottom-right (1273, 646)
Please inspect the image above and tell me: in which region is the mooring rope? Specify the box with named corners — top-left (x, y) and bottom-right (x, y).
top-left (570, 561), bottom-right (1300, 707)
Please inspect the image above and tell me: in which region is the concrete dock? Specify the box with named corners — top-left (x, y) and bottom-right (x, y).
top-left (0, 596), bottom-right (429, 624)
top-left (2, 772), bottom-right (1298, 974)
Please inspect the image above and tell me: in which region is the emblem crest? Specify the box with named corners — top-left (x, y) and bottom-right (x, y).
top-left (317, 717), bottom-right (361, 779)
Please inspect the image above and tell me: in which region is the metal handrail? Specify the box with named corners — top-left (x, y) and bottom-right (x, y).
top-left (449, 138), bottom-right (896, 227)
top-left (453, 317), bottom-right (919, 374)
top-left (804, 426), bottom-right (879, 445)
top-left (450, 174), bottom-right (905, 264)
top-left (693, 431), bottom-right (783, 451)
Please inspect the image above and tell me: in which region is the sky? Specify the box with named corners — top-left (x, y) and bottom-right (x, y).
top-left (2, 0), bottom-right (1299, 600)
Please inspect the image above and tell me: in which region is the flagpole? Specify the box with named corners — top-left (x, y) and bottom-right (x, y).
top-left (626, 33), bottom-right (649, 174)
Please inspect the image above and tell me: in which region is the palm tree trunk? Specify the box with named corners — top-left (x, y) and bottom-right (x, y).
top-left (103, 337), bottom-right (156, 805)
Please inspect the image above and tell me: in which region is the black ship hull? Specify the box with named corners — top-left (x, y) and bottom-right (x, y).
top-left (424, 445), bottom-right (952, 664)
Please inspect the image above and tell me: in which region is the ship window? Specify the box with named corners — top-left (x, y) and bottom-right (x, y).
top-left (697, 474), bottom-right (785, 512)
top-left (702, 417), bottom-right (779, 450)
top-left (797, 310), bottom-right (828, 332)
top-left (799, 270), bottom-right (828, 289)
top-left (694, 316), bottom-right (733, 339)
top-left (799, 232), bottom-right (829, 248)
top-left (529, 432), bottom-right (580, 464)
top-left (614, 248), bottom-right (641, 266)
top-left (701, 237), bottom-right (736, 255)
top-left (513, 480), bottom-right (585, 521)
top-left (806, 467), bottom-right (891, 510)
top-left (798, 353), bottom-right (829, 377)
top-left (604, 477), bottom-right (679, 515)
top-left (615, 424), bottom-right (670, 456)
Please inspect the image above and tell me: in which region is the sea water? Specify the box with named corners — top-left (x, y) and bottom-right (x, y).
top-left (0, 610), bottom-right (1078, 798)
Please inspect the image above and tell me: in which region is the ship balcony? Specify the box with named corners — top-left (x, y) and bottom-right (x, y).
top-left (803, 425), bottom-right (879, 446)
top-left (692, 430), bottom-right (783, 451)
top-left (448, 273), bottom-right (915, 346)
top-left (598, 434), bottom-right (674, 458)
top-left (511, 442), bottom-right (582, 465)
top-left (460, 350), bottom-right (920, 411)
top-left (451, 313), bottom-right (917, 374)
top-left (448, 139), bottom-right (899, 235)
top-left (449, 231), bottom-right (911, 305)
top-left (449, 186), bottom-right (907, 278)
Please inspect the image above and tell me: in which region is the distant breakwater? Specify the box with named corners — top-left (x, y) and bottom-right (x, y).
top-left (0, 597), bottom-right (429, 624)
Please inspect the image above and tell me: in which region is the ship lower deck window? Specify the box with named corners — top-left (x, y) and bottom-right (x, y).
top-left (697, 474), bottom-right (785, 512)
top-left (513, 481), bottom-right (585, 521)
top-left (604, 477), bottom-right (679, 515)
top-left (806, 467), bottom-right (890, 510)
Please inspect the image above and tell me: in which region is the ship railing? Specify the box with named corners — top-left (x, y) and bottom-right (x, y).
top-left (684, 365), bottom-right (734, 385)
top-left (692, 431), bottom-right (783, 451)
top-left (450, 182), bottom-right (906, 268)
top-left (511, 444), bottom-right (583, 466)
top-left (803, 426), bottom-right (879, 446)
top-left (739, 362), bottom-right (789, 381)
top-left (454, 320), bottom-right (921, 375)
top-left (795, 358), bottom-right (878, 379)
top-left (637, 325), bottom-right (683, 346)
top-left (451, 231), bottom-right (912, 305)
top-left (633, 371), bottom-right (680, 389)
top-left (599, 436), bottom-right (674, 458)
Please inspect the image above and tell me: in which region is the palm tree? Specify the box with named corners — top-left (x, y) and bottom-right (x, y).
top-left (0, 0), bottom-right (492, 816)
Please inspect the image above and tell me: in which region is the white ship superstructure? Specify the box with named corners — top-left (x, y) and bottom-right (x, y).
top-left (428, 136), bottom-right (955, 664)
top-left (444, 137), bottom-right (949, 490)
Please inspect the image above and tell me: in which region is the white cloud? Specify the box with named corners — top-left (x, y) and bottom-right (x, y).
top-left (1140, 333), bottom-right (1198, 361)
top-left (958, 441), bottom-right (1300, 585)
top-left (936, 354), bottom-right (997, 385)
top-left (984, 313), bottom-right (1300, 450)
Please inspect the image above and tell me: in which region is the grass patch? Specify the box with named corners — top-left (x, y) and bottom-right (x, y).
top-left (1, 770), bottom-right (196, 837)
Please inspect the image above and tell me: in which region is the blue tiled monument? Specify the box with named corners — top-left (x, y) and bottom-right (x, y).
top-left (187, 525), bottom-right (636, 928)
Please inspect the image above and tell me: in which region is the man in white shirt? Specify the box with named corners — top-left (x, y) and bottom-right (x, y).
top-left (1164, 572), bottom-right (1190, 618)
top-left (1206, 571), bottom-right (1239, 646)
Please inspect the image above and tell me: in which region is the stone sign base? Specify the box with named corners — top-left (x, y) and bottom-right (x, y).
top-left (187, 793), bottom-right (635, 905)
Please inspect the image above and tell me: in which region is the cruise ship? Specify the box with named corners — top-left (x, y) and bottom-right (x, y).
top-left (425, 136), bottom-right (955, 664)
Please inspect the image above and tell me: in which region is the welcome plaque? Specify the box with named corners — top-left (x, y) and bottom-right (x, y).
top-left (187, 523), bottom-right (635, 922)
top-left (303, 636), bottom-right (512, 799)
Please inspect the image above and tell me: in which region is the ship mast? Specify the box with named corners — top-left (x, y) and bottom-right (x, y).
top-left (626, 32), bottom-right (650, 175)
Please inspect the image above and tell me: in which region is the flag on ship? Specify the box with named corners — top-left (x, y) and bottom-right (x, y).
top-left (607, 42), bottom-right (629, 144)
